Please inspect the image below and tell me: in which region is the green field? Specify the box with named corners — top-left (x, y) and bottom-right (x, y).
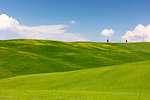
top-left (0, 39), bottom-right (150, 100)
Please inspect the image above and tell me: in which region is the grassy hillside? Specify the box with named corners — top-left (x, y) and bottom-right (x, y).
top-left (0, 39), bottom-right (150, 99)
top-left (1, 39), bottom-right (150, 78)
top-left (0, 60), bottom-right (150, 100)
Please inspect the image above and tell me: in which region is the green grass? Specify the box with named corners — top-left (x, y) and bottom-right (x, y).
top-left (0, 39), bottom-right (150, 99)
top-left (1, 39), bottom-right (150, 78)
top-left (0, 60), bottom-right (150, 100)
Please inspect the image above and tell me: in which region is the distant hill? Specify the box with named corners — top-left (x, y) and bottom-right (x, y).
top-left (1, 39), bottom-right (150, 78)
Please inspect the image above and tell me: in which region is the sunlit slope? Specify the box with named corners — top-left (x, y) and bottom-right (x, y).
top-left (0, 61), bottom-right (150, 99)
top-left (1, 39), bottom-right (150, 78)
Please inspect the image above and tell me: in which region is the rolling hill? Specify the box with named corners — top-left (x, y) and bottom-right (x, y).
top-left (0, 39), bottom-right (150, 100)
top-left (0, 39), bottom-right (150, 78)
top-left (0, 60), bottom-right (150, 99)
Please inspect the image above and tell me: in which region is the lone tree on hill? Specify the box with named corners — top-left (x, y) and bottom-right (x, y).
top-left (107, 39), bottom-right (109, 43)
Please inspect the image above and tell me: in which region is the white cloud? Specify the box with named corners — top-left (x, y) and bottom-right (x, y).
top-left (0, 14), bottom-right (86, 41)
top-left (101, 29), bottom-right (115, 37)
top-left (0, 14), bottom-right (19, 30)
top-left (121, 24), bottom-right (150, 42)
top-left (70, 20), bottom-right (76, 24)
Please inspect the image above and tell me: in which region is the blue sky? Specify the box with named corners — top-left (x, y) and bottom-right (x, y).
top-left (0, 0), bottom-right (150, 42)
